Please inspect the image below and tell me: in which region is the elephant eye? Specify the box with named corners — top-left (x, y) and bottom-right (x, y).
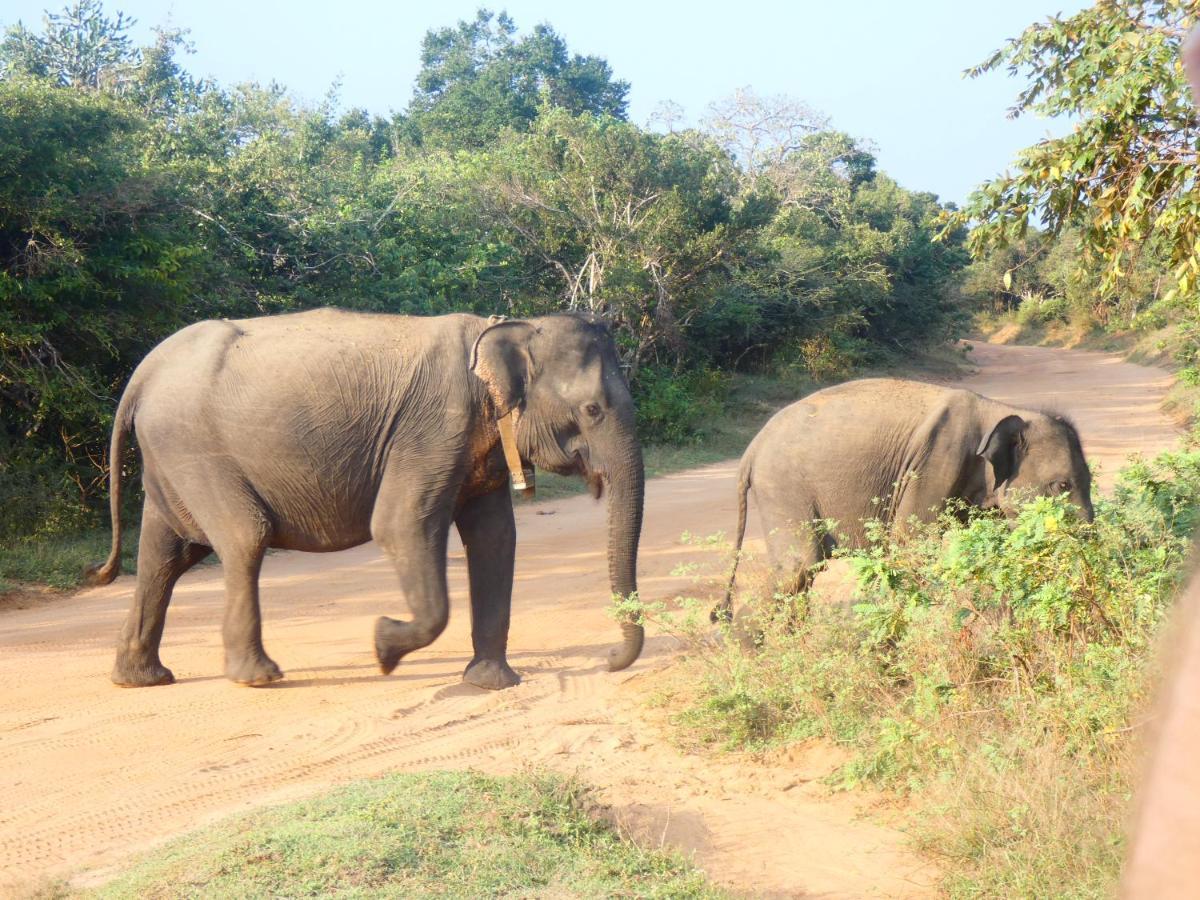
top-left (1055, 481), bottom-right (1072, 493)
top-left (583, 402), bottom-right (603, 420)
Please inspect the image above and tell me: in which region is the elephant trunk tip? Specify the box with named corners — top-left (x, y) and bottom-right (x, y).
top-left (607, 621), bottom-right (644, 672)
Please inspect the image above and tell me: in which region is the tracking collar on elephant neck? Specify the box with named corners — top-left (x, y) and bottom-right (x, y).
top-left (497, 409), bottom-right (534, 496)
top-left (472, 315), bottom-right (535, 496)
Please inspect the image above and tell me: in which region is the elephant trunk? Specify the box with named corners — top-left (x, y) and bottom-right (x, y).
top-left (604, 428), bottom-right (645, 672)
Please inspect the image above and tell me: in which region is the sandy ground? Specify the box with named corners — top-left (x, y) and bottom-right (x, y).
top-left (0, 341), bottom-right (1180, 898)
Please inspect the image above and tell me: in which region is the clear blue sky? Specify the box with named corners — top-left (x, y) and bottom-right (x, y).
top-left (4, 0), bottom-right (1087, 204)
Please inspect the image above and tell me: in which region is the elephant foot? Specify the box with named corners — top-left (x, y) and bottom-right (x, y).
top-left (225, 653), bottom-right (284, 686)
top-left (112, 654), bottom-right (175, 688)
top-left (731, 607), bottom-right (765, 653)
top-left (375, 616), bottom-right (406, 674)
top-left (375, 616), bottom-right (438, 675)
top-left (463, 658), bottom-right (520, 690)
top-left (709, 600), bottom-right (733, 624)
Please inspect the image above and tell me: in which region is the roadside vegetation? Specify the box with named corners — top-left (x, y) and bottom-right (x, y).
top-left (0, 525), bottom-right (136, 594)
top-left (72, 771), bottom-right (721, 898)
top-left (647, 445), bottom-right (1200, 896)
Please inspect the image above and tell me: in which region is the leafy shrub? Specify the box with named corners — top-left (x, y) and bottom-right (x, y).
top-left (632, 365), bottom-right (728, 445)
top-left (0, 456), bottom-right (95, 542)
top-left (665, 448), bottom-right (1200, 896)
top-left (1014, 290), bottom-right (1070, 326)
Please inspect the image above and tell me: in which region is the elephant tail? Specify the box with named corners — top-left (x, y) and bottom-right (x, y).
top-left (84, 388), bottom-right (135, 586)
top-left (711, 457), bottom-right (752, 624)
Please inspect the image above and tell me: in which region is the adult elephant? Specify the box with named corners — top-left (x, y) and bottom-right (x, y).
top-left (712, 377), bottom-right (1093, 622)
top-left (88, 309), bottom-right (645, 690)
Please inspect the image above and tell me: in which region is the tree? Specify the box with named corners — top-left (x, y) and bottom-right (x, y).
top-left (0, 78), bottom-right (223, 536)
top-left (407, 9), bottom-right (629, 149)
top-left (951, 1), bottom-right (1200, 309)
top-left (477, 107), bottom-right (766, 365)
top-left (0, 0), bottom-right (138, 90)
top-left (701, 88), bottom-right (829, 179)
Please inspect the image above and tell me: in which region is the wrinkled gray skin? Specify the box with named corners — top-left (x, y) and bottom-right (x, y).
top-left (712, 378), bottom-right (1093, 622)
top-left (88, 309), bottom-right (645, 690)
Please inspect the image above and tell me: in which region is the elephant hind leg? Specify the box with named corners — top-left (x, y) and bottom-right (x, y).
top-left (113, 503), bottom-right (211, 687)
top-left (729, 515), bottom-right (826, 646)
top-left (716, 491), bottom-right (826, 648)
top-left (763, 516), bottom-right (826, 600)
top-left (219, 538), bottom-right (283, 686)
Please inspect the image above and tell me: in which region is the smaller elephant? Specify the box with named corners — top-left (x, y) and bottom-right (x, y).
top-left (712, 377), bottom-right (1093, 622)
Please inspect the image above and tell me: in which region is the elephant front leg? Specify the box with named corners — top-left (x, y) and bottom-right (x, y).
top-left (456, 487), bottom-right (520, 690)
top-left (371, 484), bottom-right (456, 675)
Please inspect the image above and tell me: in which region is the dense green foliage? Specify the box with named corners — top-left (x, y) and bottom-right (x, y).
top-left (658, 448), bottom-right (1200, 896)
top-left (959, 225), bottom-right (1174, 339)
top-left (951, 2), bottom-right (1200, 355)
top-left (405, 9), bottom-right (629, 149)
top-left (91, 770), bottom-right (722, 898)
top-left (954, 2), bottom-right (1199, 298)
top-left (0, 2), bottom-right (967, 545)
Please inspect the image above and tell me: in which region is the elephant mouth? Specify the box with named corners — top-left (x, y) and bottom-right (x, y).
top-left (573, 450), bottom-right (605, 500)
top-left (533, 433), bottom-right (606, 500)
top-left (533, 447), bottom-right (604, 498)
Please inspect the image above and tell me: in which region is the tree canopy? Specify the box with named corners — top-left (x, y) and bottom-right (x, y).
top-left (1, 0), bottom-right (136, 88)
top-left (952, 2), bottom-right (1200, 309)
top-left (406, 9), bottom-right (629, 149)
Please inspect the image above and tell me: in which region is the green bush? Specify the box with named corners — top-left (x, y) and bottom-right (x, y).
top-left (1014, 291), bottom-right (1070, 326)
top-left (0, 455), bottom-right (95, 542)
top-left (632, 365), bottom-right (728, 445)
top-left (666, 448), bottom-right (1200, 896)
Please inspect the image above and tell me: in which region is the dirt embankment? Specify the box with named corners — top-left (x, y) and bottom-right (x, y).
top-left (0, 340), bottom-right (1179, 898)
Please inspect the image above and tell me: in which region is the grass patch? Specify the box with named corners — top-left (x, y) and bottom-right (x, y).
top-left (648, 447), bottom-right (1200, 897)
top-left (974, 308), bottom-right (1184, 358)
top-left (0, 526), bottom-right (138, 594)
top-left (973, 309), bottom-right (1110, 349)
top-left (1138, 326), bottom-right (1200, 431)
top-left (87, 770), bottom-right (721, 899)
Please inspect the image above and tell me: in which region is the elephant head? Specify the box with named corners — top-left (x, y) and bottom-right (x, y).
top-left (471, 315), bottom-right (645, 671)
top-left (977, 412), bottom-right (1094, 521)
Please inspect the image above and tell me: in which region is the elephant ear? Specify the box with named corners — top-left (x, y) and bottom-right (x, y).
top-left (977, 414), bottom-right (1028, 492)
top-left (470, 319), bottom-right (538, 415)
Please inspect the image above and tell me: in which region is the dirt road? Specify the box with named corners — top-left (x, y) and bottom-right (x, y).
top-left (0, 341), bottom-right (1180, 898)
